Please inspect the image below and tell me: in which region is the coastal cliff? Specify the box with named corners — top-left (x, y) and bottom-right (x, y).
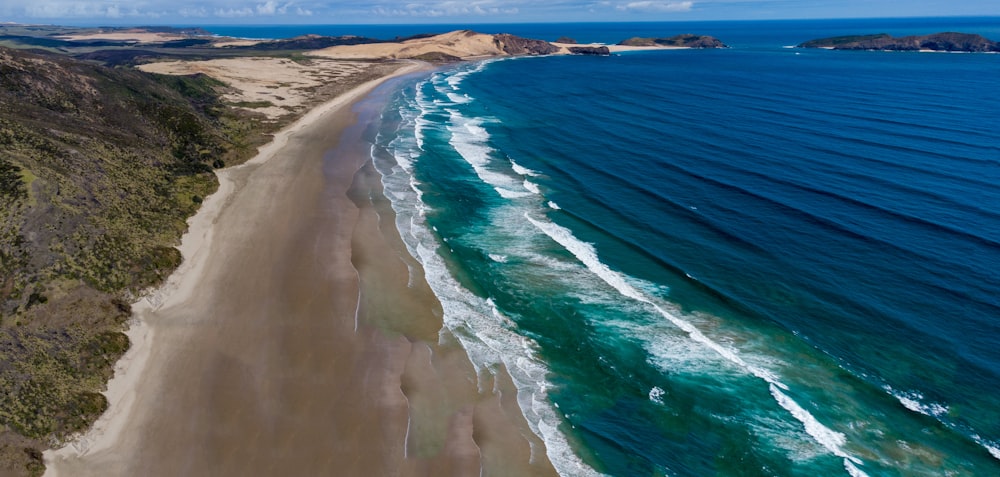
top-left (799, 32), bottom-right (1000, 52)
top-left (494, 33), bottom-right (561, 55)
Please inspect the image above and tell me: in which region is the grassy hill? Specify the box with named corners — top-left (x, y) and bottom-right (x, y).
top-left (0, 45), bottom-right (271, 475)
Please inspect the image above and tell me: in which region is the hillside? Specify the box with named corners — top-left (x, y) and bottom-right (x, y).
top-left (0, 45), bottom-right (268, 475)
top-left (311, 30), bottom-right (559, 60)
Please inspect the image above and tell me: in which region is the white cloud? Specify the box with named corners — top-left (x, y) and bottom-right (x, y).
top-left (215, 7), bottom-right (254, 17)
top-left (9, 1), bottom-right (312, 19)
top-left (616, 1), bottom-right (693, 12)
top-left (256, 1), bottom-right (292, 15)
top-left (179, 7), bottom-right (208, 17)
top-left (373, 1), bottom-right (520, 17)
top-left (19, 2), bottom-right (148, 18)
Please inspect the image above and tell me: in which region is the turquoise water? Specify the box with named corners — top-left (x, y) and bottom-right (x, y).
top-left (362, 19), bottom-right (1000, 476)
top-left (210, 18), bottom-right (1000, 476)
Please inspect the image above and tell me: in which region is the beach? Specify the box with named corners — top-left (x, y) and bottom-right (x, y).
top-left (43, 62), bottom-right (556, 477)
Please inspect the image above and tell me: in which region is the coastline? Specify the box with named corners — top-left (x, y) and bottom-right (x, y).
top-left (44, 59), bottom-right (556, 476)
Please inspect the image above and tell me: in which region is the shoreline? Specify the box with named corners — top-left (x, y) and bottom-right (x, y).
top-left (43, 61), bottom-right (425, 466)
top-left (43, 59), bottom-right (558, 476)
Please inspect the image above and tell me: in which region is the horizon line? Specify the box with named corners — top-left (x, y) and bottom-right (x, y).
top-left (5, 14), bottom-right (1000, 29)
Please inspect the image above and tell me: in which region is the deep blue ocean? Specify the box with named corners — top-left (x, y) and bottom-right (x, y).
top-left (219, 18), bottom-right (1000, 476)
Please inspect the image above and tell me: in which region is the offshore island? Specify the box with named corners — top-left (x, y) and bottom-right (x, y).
top-left (798, 31), bottom-right (1000, 51)
top-left (0, 25), bottom-right (723, 476)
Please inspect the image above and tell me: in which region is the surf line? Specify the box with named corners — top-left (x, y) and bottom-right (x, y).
top-left (525, 213), bottom-right (869, 477)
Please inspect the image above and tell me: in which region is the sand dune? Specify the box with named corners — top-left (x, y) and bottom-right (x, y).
top-left (311, 30), bottom-right (689, 60)
top-left (138, 58), bottom-right (388, 120)
top-left (312, 30), bottom-right (507, 60)
top-left (55, 31), bottom-right (185, 43)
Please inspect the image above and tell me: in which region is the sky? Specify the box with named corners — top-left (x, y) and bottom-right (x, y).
top-left (1, 0), bottom-right (999, 25)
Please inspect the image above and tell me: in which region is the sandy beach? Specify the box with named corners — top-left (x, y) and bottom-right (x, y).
top-left (43, 62), bottom-right (557, 477)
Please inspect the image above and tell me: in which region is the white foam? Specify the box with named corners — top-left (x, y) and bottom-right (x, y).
top-left (770, 386), bottom-right (870, 475)
top-left (413, 84), bottom-right (434, 150)
top-left (511, 159), bottom-right (541, 176)
top-left (446, 110), bottom-right (539, 199)
top-left (413, 116), bottom-right (428, 152)
top-left (845, 460), bottom-right (868, 477)
top-left (548, 201), bottom-right (561, 210)
top-left (883, 386), bottom-right (949, 418)
top-left (746, 414), bottom-right (827, 462)
top-left (770, 385), bottom-right (858, 462)
top-left (489, 254), bottom-right (509, 263)
top-left (446, 92), bottom-right (472, 104)
top-left (524, 180), bottom-right (542, 195)
top-left (526, 214), bottom-right (783, 383)
top-left (444, 59), bottom-right (493, 90)
top-left (377, 63), bottom-right (871, 476)
top-left (375, 83), bottom-right (603, 476)
top-left (496, 188), bottom-right (534, 199)
top-left (524, 213), bottom-right (869, 472)
top-left (971, 434), bottom-right (1000, 461)
top-left (649, 386), bottom-right (665, 405)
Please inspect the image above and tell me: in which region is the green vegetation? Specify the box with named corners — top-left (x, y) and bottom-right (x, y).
top-left (618, 34), bottom-right (727, 49)
top-left (0, 45), bottom-right (275, 475)
top-left (798, 34), bottom-right (891, 48)
top-left (230, 100), bottom-right (276, 109)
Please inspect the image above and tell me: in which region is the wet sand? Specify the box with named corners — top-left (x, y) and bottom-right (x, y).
top-left (45, 65), bottom-right (557, 477)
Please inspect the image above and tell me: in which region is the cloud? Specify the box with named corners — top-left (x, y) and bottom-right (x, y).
top-left (372, 1), bottom-right (520, 17)
top-left (616, 1), bottom-right (693, 12)
top-left (215, 7), bottom-right (255, 17)
top-left (179, 7), bottom-right (208, 17)
top-left (8, 1), bottom-right (312, 19)
top-left (21, 2), bottom-right (129, 18)
top-left (256, 1), bottom-right (291, 15)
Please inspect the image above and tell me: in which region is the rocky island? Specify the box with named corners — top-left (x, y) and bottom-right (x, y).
top-left (619, 34), bottom-right (728, 48)
top-left (799, 32), bottom-right (1000, 52)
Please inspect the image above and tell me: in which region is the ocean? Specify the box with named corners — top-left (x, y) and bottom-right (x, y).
top-left (219, 18), bottom-right (1000, 476)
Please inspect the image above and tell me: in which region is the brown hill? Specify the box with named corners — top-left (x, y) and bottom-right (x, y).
top-left (312, 30), bottom-right (558, 60)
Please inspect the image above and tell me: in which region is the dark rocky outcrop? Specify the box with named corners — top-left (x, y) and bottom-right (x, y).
top-left (568, 46), bottom-right (611, 56)
top-left (619, 34), bottom-right (727, 48)
top-left (799, 32), bottom-right (1000, 52)
top-left (556, 36), bottom-right (577, 44)
top-left (411, 51), bottom-right (463, 63)
top-left (494, 33), bottom-right (560, 56)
